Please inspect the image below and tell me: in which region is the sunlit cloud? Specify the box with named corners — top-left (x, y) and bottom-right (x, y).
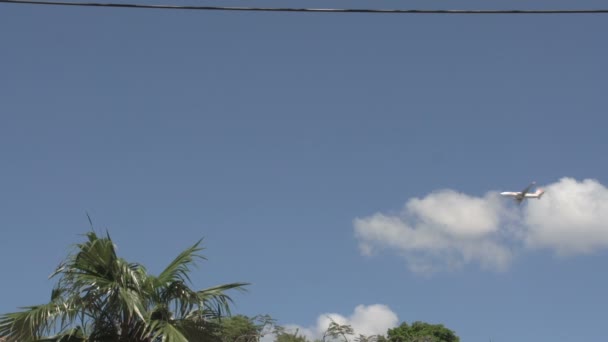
top-left (354, 178), bottom-right (608, 273)
top-left (523, 178), bottom-right (608, 255)
top-left (282, 304), bottom-right (399, 341)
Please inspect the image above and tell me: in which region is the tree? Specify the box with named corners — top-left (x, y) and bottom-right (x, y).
top-left (218, 314), bottom-right (276, 342)
top-left (276, 333), bottom-right (309, 342)
top-left (322, 319), bottom-right (354, 342)
top-left (0, 231), bottom-right (248, 342)
top-left (387, 322), bottom-right (459, 342)
top-left (219, 315), bottom-right (259, 342)
top-left (355, 335), bottom-right (381, 342)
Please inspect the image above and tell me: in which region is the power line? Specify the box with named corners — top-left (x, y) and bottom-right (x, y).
top-left (2, 0), bottom-right (608, 15)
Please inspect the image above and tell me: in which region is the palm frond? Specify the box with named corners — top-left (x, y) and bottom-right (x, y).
top-left (146, 319), bottom-right (189, 342)
top-left (1, 231), bottom-right (248, 342)
top-left (38, 326), bottom-right (87, 342)
top-left (160, 281), bottom-right (199, 318)
top-left (156, 239), bottom-right (205, 286)
top-left (197, 282), bottom-right (249, 318)
top-left (117, 287), bottom-right (146, 321)
top-left (51, 231), bottom-right (118, 284)
top-left (0, 302), bottom-right (72, 341)
top-left (173, 318), bottom-right (221, 342)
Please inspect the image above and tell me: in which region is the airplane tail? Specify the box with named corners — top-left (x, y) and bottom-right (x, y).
top-left (536, 189), bottom-right (545, 199)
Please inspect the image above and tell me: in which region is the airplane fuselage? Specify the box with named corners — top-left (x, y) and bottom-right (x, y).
top-left (500, 191), bottom-right (543, 199)
top-left (501, 182), bottom-right (544, 203)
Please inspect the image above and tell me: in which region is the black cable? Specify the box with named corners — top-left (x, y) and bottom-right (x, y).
top-left (1, 0), bottom-right (608, 14)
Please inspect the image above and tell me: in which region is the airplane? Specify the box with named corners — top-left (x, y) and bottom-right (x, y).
top-left (500, 181), bottom-right (545, 204)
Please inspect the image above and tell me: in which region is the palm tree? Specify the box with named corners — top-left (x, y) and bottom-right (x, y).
top-left (0, 231), bottom-right (248, 342)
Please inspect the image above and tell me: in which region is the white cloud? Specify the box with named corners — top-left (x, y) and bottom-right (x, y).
top-left (524, 178), bottom-right (608, 255)
top-left (282, 304), bottom-right (399, 341)
top-left (354, 190), bottom-right (513, 273)
top-left (354, 178), bottom-right (608, 273)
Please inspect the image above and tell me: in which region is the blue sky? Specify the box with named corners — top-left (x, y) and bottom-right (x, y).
top-left (1, 0), bottom-right (608, 341)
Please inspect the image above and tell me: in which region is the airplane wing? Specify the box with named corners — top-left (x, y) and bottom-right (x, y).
top-left (520, 181), bottom-right (536, 196)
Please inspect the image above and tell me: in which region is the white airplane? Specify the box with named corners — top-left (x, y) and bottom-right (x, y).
top-left (500, 182), bottom-right (545, 204)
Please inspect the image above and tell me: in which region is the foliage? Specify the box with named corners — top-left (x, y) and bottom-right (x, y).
top-left (354, 335), bottom-right (381, 342)
top-left (218, 314), bottom-right (277, 342)
top-left (387, 322), bottom-right (459, 342)
top-left (322, 319), bottom-right (354, 342)
top-left (219, 315), bottom-right (259, 342)
top-left (276, 332), bottom-right (309, 342)
top-left (0, 231), bottom-right (248, 342)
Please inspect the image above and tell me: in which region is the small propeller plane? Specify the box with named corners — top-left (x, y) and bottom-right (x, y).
top-left (500, 182), bottom-right (545, 204)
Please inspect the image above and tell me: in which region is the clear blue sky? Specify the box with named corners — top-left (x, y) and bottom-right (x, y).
top-left (1, 0), bottom-right (608, 341)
